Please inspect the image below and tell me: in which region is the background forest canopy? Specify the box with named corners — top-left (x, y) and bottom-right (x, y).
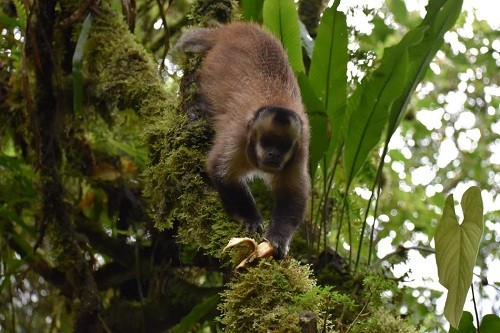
top-left (0, 0), bottom-right (499, 332)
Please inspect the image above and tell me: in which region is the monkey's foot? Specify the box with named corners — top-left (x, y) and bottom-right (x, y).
top-left (242, 220), bottom-right (264, 234)
top-left (223, 237), bottom-right (274, 269)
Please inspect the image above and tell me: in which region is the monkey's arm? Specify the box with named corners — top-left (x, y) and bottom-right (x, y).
top-left (211, 174), bottom-right (264, 233)
top-left (265, 176), bottom-right (308, 259)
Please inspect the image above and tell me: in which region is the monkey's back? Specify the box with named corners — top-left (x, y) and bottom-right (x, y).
top-left (176, 22), bottom-right (309, 178)
top-left (197, 23), bottom-right (304, 129)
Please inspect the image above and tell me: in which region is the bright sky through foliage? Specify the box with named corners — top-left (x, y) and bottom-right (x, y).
top-left (333, 0), bottom-right (500, 328)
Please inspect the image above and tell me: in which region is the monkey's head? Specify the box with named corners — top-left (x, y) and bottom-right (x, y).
top-left (247, 106), bottom-right (302, 173)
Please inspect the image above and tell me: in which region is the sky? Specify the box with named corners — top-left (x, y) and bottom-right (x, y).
top-left (337, 0), bottom-right (500, 30)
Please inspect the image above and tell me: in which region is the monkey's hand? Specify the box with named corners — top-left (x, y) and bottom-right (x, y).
top-left (262, 234), bottom-right (290, 260)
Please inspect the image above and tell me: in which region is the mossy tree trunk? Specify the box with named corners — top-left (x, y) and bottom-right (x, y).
top-left (5, 0), bottom-right (320, 330)
top-left (8, 0), bottom-right (236, 331)
top-left (4, 0), bottom-right (363, 331)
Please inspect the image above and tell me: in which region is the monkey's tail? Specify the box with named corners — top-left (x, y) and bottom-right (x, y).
top-left (175, 28), bottom-right (218, 53)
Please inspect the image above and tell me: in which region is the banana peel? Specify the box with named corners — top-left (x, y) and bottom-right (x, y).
top-left (223, 237), bottom-right (274, 269)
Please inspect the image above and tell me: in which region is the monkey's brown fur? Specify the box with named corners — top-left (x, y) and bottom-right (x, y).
top-left (177, 22), bottom-right (310, 258)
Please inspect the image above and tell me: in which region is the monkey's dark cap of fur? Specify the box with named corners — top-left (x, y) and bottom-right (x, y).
top-left (255, 105), bottom-right (302, 128)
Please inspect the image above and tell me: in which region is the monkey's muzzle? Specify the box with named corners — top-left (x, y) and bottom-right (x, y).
top-left (259, 160), bottom-right (283, 173)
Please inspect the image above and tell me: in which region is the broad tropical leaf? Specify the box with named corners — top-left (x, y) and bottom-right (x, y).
top-left (344, 0), bottom-right (463, 186)
top-left (448, 311), bottom-right (475, 333)
top-left (171, 294), bottom-right (220, 333)
top-left (385, 0), bottom-right (464, 146)
top-left (263, 0), bottom-right (305, 73)
top-left (241, 0), bottom-right (264, 22)
top-left (297, 73), bottom-right (329, 176)
top-left (308, 1), bottom-right (347, 159)
top-left (343, 44), bottom-right (410, 184)
top-left (480, 314), bottom-right (500, 332)
top-left (435, 186), bottom-right (484, 329)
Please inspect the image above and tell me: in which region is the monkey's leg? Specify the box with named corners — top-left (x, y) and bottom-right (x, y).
top-left (264, 187), bottom-right (307, 259)
top-left (212, 176), bottom-right (264, 233)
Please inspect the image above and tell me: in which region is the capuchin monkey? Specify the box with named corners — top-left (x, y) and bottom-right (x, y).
top-left (177, 22), bottom-right (310, 259)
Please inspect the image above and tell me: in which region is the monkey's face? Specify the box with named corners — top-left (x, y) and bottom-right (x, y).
top-left (256, 132), bottom-right (298, 172)
top-left (247, 106), bottom-right (302, 173)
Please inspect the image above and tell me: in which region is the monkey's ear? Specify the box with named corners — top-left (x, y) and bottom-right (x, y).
top-left (175, 28), bottom-right (216, 53)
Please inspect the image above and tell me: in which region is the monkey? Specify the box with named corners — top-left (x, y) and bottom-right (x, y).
top-left (176, 22), bottom-right (310, 259)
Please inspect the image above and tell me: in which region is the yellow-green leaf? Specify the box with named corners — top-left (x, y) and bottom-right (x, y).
top-left (435, 186), bottom-right (484, 329)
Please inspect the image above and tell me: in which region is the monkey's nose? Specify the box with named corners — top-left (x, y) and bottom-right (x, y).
top-left (267, 149), bottom-right (281, 159)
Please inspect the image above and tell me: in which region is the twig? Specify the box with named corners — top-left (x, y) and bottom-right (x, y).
top-left (369, 245), bottom-right (435, 269)
top-left (471, 283), bottom-right (481, 333)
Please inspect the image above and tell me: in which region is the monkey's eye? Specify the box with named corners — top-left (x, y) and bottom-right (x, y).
top-left (260, 135), bottom-right (292, 154)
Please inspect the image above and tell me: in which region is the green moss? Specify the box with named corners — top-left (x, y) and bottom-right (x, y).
top-left (350, 309), bottom-right (419, 333)
top-left (188, 0), bottom-right (239, 25)
top-left (85, 1), bottom-right (168, 117)
top-left (339, 274), bottom-right (418, 333)
top-left (141, 102), bottom-right (243, 258)
top-left (219, 259), bottom-right (320, 333)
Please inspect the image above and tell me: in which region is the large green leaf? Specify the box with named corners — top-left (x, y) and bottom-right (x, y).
top-left (297, 73), bottom-right (329, 176)
top-left (263, 0), bottom-right (305, 73)
top-left (435, 186), bottom-right (484, 329)
top-left (343, 43), bottom-right (410, 184)
top-left (343, 0), bottom-right (463, 186)
top-left (424, 0), bottom-right (449, 23)
top-left (385, 0), bottom-right (464, 146)
top-left (241, 0), bottom-right (264, 22)
top-left (448, 311), bottom-right (475, 333)
top-left (308, 0), bottom-right (348, 159)
top-left (480, 314), bottom-right (500, 333)
top-left (387, 0), bottom-right (411, 27)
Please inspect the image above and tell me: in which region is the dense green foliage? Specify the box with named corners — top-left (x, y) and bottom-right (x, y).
top-left (0, 0), bottom-right (498, 332)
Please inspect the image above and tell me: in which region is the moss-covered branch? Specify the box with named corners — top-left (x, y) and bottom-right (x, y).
top-left (144, 0), bottom-right (240, 257)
